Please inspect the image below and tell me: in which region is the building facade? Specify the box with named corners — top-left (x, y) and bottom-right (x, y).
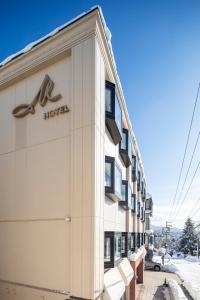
top-left (0, 6), bottom-right (153, 300)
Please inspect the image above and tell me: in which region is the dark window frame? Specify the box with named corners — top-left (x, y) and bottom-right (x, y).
top-left (137, 201), bottom-right (141, 218)
top-left (105, 156), bottom-right (122, 201)
top-left (132, 155), bottom-right (137, 182)
top-left (137, 170), bottom-right (141, 191)
top-left (119, 128), bottom-right (132, 167)
top-left (131, 194), bottom-right (136, 213)
top-left (104, 231), bottom-right (122, 269)
top-left (137, 232), bottom-right (141, 248)
top-left (131, 232), bottom-right (137, 252)
top-left (121, 232), bottom-right (132, 258)
top-left (119, 180), bottom-right (132, 210)
top-left (105, 81), bottom-right (122, 145)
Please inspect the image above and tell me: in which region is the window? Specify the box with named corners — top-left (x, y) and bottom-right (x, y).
top-left (121, 234), bottom-right (126, 257)
top-left (121, 233), bottom-right (132, 258)
top-left (105, 156), bottom-right (122, 201)
top-left (141, 207), bottom-right (144, 221)
top-left (137, 170), bottom-right (141, 191)
top-left (119, 180), bottom-right (132, 209)
top-left (145, 197), bottom-right (153, 215)
top-left (137, 201), bottom-right (141, 218)
top-left (131, 233), bottom-right (137, 252)
top-left (119, 128), bottom-right (132, 167)
top-left (104, 236), bottom-right (111, 262)
top-left (105, 161), bottom-right (112, 187)
top-left (137, 233), bottom-right (141, 248)
top-left (143, 187), bottom-right (146, 200)
top-left (104, 232), bottom-right (122, 268)
top-left (105, 81), bottom-right (122, 145)
top-left (131, 194), bottom-right (136, 213)
top-left (132, 155), bottom-right (137, 182)
top-left (141, 181), bottom-right (144, 194)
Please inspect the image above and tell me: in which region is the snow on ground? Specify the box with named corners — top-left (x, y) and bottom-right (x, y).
top-left (169, 279), bottom-right (187, 300)
top-left (153, 254), bottom-right (200, 299)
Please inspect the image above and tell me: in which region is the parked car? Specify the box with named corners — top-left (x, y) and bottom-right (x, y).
top-left (145, 260), bottom-right (162, 271)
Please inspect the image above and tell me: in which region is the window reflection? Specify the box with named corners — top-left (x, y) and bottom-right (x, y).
top-left (115, 96), bottom-right (122, 134)
top-left (115, 164), bottom-right (122, 199)
top-left (104, 237), bottom-right (111, 262)
top-left (115, 234), bottom-right (121, 261)
top-left (105, 162), bottom-right (112, 187)
top-left (105, 87), bottom-right (112, 113)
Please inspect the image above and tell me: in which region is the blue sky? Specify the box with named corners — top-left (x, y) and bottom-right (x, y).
top-left (1, 0), bottom-right (200, 228)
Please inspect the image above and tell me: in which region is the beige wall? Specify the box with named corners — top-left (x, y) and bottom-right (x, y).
top-left (0, 7), bottom-right (147, 300)
top-left (0, 29), bottom-right (105, 299)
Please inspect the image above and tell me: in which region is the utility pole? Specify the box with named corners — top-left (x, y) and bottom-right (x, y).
top-left (165, 221), bottom-right (172, 250)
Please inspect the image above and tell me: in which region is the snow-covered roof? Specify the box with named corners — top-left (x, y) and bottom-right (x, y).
top-left (0, 5), bottom-right (146, 181)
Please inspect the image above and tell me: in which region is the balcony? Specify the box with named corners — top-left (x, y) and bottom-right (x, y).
top-left (119, 180), bottom-right (133, 209)
top-left (121, 232), bottom-right (132, 258)
top-left (105, 156), bottom-right (122, 202)
top-left (131, 155), bottom-right (137, 182)
top-left (119, 128), bottom-right (132, 167)
top-left (104, 231), bottom-right (122, 269)
top-left (105, 81), bottom-right (122, 145)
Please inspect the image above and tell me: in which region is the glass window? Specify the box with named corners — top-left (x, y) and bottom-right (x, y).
top-left (115, 164), bottom-right (122, 198)
top-left (127, 234), bottom-right (132, 256)
top-left (115, 234), bottom-right (121, 261)
top-left (121, 183), bottom-right (126, 202)
top-left (121, 130), bottom-right (127, 150)
top-left (115, 96), bottom-right (122, 133)
top-left (137, 201), bottom-right (140, 217)
top-left (105, 87), bottom-right (113, 113)
top-left (104, 237), bottom-right (111, 262)
top-left (132, 155), bottom-right (136, 169)
top-left (131, 234), bottom-right (134, 250)
top-left (121, 235), bottom-right (126, 255)
top-left (128, 185), bottom-right (132, 207)
top-left (105, 161), bottom-right (112, 187)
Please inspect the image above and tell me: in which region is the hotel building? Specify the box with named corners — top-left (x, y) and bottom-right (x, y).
top-left (0, 6), bottom-right (153, 300)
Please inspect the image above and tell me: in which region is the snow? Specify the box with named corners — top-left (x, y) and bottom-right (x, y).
top-left (153, 253), bottom-right (200, 300)
top-left (168, 279), bottom-right (187, 300)
top-left (130, 246), bottom-right (146, 262)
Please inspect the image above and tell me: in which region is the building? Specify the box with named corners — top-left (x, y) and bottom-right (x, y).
top-left (0, 6), bottom-right (152, 300)
top-left (145, 194), bottom-right (154, 246)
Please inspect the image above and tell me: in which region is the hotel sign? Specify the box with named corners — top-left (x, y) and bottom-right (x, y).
top-left (12, 74), bottom-right (69, 118)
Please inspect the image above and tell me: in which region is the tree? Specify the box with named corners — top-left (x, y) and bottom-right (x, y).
top-left (179, 218), bottom-right (197, 256)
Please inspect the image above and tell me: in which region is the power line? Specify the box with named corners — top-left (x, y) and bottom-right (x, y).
top-left (172, 159), bottom-right (200, 220)
top-left (171, 131), bottom-right (200, 217)
top-left (190, 199), bottom-right (200, 219)
top-left (168, 83), bottom-right (200, 219)
top-left (188, 197), bottom-right (200, 218)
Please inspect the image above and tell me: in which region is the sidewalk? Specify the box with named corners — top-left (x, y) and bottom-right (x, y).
top-left (136, 270), bottom-right (181, 300)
